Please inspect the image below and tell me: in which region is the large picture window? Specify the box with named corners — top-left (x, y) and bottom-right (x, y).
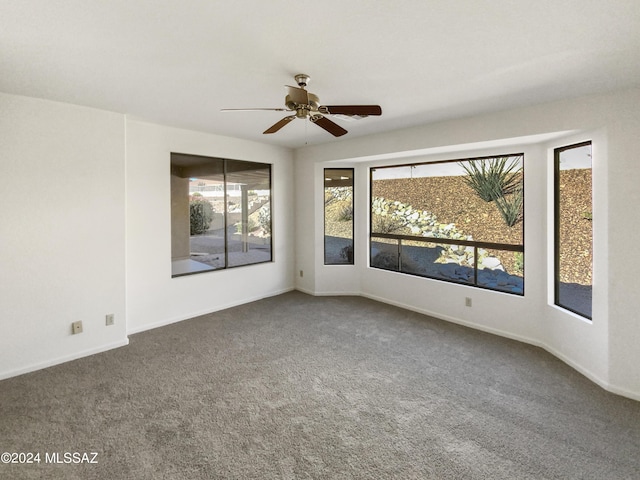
top-left (170, 153), bottom-right (272, 277)
top-left (324, 168), bottom-right (354, 265)
top-left (554, 142), bottom-right (592, 319)
top-left (370, 154), bottom-right (524, 295)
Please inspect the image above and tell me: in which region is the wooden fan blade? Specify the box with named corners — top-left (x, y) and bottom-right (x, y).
top-left (263, 115), bottom-right (296, 134)
top-left (310, 114), bottom-right (348, 137)
top-left (221, 108), bottom-right (290, 112)
top-left (318, 105), bottom-right (382, 116)
top-left (286, 85), bottom-right (309, 105)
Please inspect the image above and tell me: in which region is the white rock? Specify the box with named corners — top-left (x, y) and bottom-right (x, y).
top-left (481, 257), bottom-right (502, 269)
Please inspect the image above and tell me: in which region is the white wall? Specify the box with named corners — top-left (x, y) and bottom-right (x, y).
top-left (294, 155), bottom-right (316, 294)
top-left (125, 120), bottom-right (295, 333)
top-left (294, 88), bottom-right (640, 400)
top-left (605, 110), bottom-right (640, 395)
top-left (2, 87), bottom-right (638, 401)
top-left (0, 93), bottom-right (295, 379)
top-left (0, 93), bottom-right (128, 379)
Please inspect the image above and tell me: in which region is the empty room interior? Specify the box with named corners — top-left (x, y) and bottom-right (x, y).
top-left (2, 1), bottom-right (640, 478)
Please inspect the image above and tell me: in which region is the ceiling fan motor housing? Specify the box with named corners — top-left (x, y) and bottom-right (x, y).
top-left (286, 91), bottom-right (320, 116)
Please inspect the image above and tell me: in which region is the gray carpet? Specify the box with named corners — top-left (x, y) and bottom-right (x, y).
top-left (1, 291), bottom-right (639, 479)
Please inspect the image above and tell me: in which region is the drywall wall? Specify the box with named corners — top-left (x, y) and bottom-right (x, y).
top-left (605, 109), bottom-right (640, 397)
top-left (0, 93), bottom-right (295, 378)
top-left (540, 129), bottom-right (610, 394)
top-left (0, 93), bottom-right (128, 379)
top-left (125, 120), bottom-right (295, 333)
top-left (2, 87), bottom-right (637, 400)
top-left (294, 154), bottom-right (317, 294)
top-left (294, 88), bottom-right (640, 400)
top-left (356, 142), bottom-right (548, 351)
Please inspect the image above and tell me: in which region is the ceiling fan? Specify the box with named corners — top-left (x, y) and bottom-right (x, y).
top-left (221, 74), bottom-right (382, 137)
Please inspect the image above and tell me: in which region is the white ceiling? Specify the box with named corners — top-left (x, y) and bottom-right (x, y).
top-left (2, 1), bottom-right (639, 149)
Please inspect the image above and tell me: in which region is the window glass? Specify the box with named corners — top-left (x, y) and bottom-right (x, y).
top-left (170, 154), bottom-right (272, 277)
top-left (226, 160), bottom-right (272, 268)
top-left (555, 142), bottom-right (592, 319)
top-left (324, 168), bottom-right (354, 265)
top-left (370, 155), bottom-right (524, 295)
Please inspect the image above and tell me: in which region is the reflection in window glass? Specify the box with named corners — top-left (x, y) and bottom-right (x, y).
top-left (170, 154), bottom-right (272, 277)
top-left (324, 169), bottom-right (354, 265)
top-left (555, 142), bottom-right (592, 319)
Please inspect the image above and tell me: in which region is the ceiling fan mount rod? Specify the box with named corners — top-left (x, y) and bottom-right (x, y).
top-left (294, 73), bottom-right (310, 88)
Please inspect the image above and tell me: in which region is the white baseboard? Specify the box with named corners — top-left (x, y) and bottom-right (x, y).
top-left (538, 341), bottom-right (640, 402)
top-left (361, 291), bottom-right (540, 346)
top-left (127, 287), bottom-right (295, 335)
top-left (302, 289), bottom-right (361, 297)
top-left (360, 291), bottom-right (640, 402)
top-left (5, 286), bottom-right (638, 402)
top-left (0, 338), bottom-right (130, 382)
top-left (602, 383), bottom-right (640, 402)
top-left (294, 286), bottom-right (315, 296)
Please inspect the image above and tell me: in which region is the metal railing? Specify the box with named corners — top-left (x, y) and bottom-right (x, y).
top-left (370, 232), bottom-right (523, 292)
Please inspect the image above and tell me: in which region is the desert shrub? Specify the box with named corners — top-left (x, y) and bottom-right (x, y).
top-left (190, 196), bottom-right (214, 235)
top-left (337, 203), bottom-right (353, 221)
top-left (460, 156), bottom-right (521, 202)
top-left (258, 203), bottom-right (271, 235)
top-left (494, 185), bottom-right (523, 227)
top-left (371, 213), bottom-right (405, 234)
top-left (235, 217), bottom-right (259, 234)
top-left (324, 192), bottom-right (335, 205)
top-left (513, 252), bottom-right (524, 275)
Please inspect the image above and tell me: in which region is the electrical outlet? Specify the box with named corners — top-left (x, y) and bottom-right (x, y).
top-left (105, 314), bottom-right (115, 326)
top-left (465, 297), bottom-right (472, 307)
top-left (72, 321), bottom-right (83, 334)
top-left (299, 270), bottom-right (304, 277)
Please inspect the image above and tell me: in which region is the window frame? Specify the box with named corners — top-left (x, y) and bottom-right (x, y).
top-left (369, 153), bottom-right (525, 295)
top-left (324, 168), bottom-right (355, 265)
top-left (170, 153), bottom-right (273, 278)
top-left (553, 141), bottom-right (593, 320)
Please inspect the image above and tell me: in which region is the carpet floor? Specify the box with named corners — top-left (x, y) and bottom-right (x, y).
top-left (1, 291), bottom-right (639, 479)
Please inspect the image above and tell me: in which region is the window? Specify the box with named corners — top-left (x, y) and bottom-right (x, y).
top-left (370, 155), bottom-right (524, 295)
top-left (324, 169), bottom-right (354, 264)
top-left (170, 153), bottom-right (272, 277)
top-left (554, 142), bottom-right (592, 319)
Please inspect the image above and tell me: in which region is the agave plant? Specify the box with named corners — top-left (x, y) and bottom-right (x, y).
top-left (494, 185), bottom-right (524, 227)
top-left (460, 156), bottom-right (522, 202)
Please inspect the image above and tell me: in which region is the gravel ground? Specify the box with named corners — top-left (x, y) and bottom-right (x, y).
top-left (371, 171), bottom-right (592, 285)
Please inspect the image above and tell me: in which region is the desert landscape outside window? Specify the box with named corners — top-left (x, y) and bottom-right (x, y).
top-left (324, 169), bottom-right (354, 265)
top-left (170, 153), bottom-right (272, 277)
top-left (554, 142), bottom-right (593, 319)
top-left (370, 154), bottom-right (524, 295)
